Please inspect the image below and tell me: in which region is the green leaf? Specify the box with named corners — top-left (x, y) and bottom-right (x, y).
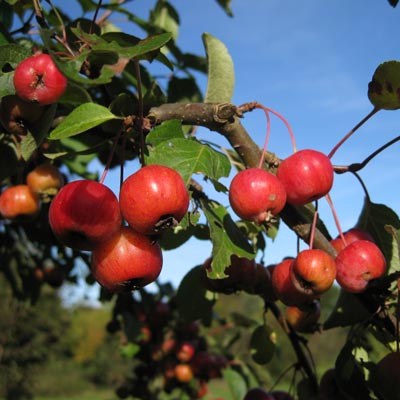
top-left (20, 104), bottom-right (57, 161)
top-left (200, 199), bottom-right (255, 279)
top-left (323, 290), bottom-right (370, 329)
top-left (146, 137), bottom-right (231, 185)
top-left (223, 368), bottom-right (247, 400)
top-left (250, 324), bottom-right (276, 365)
top-left (146, 120), bottom-right (185, 147)
top-left (176, 265), bottom-right (216, 325)
top-left (356, 199), bottom-right (400, 268)
top-left (49, 103), bottom-right (121, 140)
top-left (150, 0), bottom-right (180, 42)
top-left (59, 81), bottom-right (93, 107)
top-left (335, 342), bottom-right (371, 399)
top-left (0, 73), bottom-right (15, 98)
top-left (215, 0), bottom-right (234, 16)
top-left (368, 60), bottom-right (400, 110)
top-left (202, 33), bottom-right (235, 103)
top-left (0, 44), bottom-right (31, 70)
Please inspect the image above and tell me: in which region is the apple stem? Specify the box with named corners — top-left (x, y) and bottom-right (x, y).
top-left (324, 193), bottom-right (347, 248)
top-left (308, 202), bottom-right (319, 250)
top-left (134, 60), bottom-right (146, 167)
top-left (90, 0), bottom-right (103, 34)
top-left (262, 105), bottom-right (297, 153)
top-left (350, 171), bottom-right (372, 204)
top-left (327, 107), bottom-right (380, 159)
top-left (99, 128), bottom-right (124, 185)
top-left (257, 108), bottom-right (271, 169)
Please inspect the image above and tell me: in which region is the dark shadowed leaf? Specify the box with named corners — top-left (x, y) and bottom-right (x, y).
top-left (250, 324), bottom-right (276, 364)
top-left (368, 60), bottom-right (400, 110)
top-left (176, 265), bottom-right (216, 324)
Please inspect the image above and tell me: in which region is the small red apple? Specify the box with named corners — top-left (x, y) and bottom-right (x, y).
top-left (176, 341), bottom-right (196, 362)
top-left (13, 53), bottom-right (68, 105)
top-left (330, 227), bottom-right (374, 254)
top-left (229, 168), bottom-right (287, 224)
top-left (174, 363), bottom-right (194, 383)
top-left (271, 258), bottom-right (314, 306)
top-left (91, 226), bottom-right (163, 292)
top-left (119, 164), bottom-right (189, 235)
top-left (290, 249), bottom-right (336, 297)
top-left (0, 184), bottom-right (40, 220)
top-left (277, 149), bottom-right (334, 205)
top-left (27, 162), bottom-right (64, 198)
top-left (0, 94), bottom-right (44, 135)
top-left (48, 180), bottom-right (122, 251)
top-left (285, 301), bottom-right (321, 333)
top-left (335, 240), bottom-right (386, 293)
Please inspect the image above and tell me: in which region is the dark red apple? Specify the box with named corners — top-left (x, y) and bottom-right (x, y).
top-left (335, 240), bottom-right (386, 293)
top-left (13, 53), bottom-right (67, 105)
top-left (277, 149), bottom-right (334, 205)
top-left (0, 184), bottom-right (40, 220)
top-left (290, 249), bottom-right (336, 297)
top-left (176, 341), bottom-right (196, 362)
top-left (243, 388), bottom-right (274, 400)
top-left (91, 226), bottom-right (163, 292)
top-left (270, 391), bottom-right (295, 400)
top-left (48, 180), bottom-right (122, 251)
top-left (119, 164), bottom-right (189, 235)
top-left (330, 227), bottom-right (374, 254)
top-left (0, 94), bottom-right (44, 135)
top-left (285, 301), bottom-right (321, 333)
top-left (229, 168), bottom-right (287, 223)
top-left (271, 258), bottom-right (314, 306)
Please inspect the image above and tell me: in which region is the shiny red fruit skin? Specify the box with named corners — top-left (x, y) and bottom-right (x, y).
top-left (271, 258), bottom-right (313, 306)
top-left (91, 226), bottom-right (163, 292)
top-left (229, 168), bottom-right (287, 223)
top-left (120, 165), bottom-right (189, 235)
top-left (13, 54), bottom-right (67, 105)
top-left (330, 227), bottom-right (374, 253)
top-left (291, 249), bottom-right (336, 297)
top-left (0, 184), bottom-right (40, 220)
top-left (335, 240), bottom-right (386, 293)
top-left (277, 149), bottom-right (334, 205)
top-left (49, 180), bottom-right (122, 251)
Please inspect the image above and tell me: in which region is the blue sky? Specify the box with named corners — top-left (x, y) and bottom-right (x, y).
top-left (59, 1), bottom-right (400, 301)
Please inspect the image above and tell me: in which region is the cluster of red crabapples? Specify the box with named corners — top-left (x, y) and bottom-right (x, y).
top-left (112, 297), bottom-right (228, 399)
top-left (0, 53), bottom-right (68, 221)
top-left (227, 107), bottom-right (387, 319)
top-left (48, 163), bottom-right (190, 292)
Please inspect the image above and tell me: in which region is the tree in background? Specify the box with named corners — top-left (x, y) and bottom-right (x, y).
top-left (1, 0), bottom-right (400, 399)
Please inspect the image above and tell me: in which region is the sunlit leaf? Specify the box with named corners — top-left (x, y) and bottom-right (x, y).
top-left (49, 103), bottom-right (121, 140)
top-left (145, 136), bottom-right (231, 185)
top-left (200, 200), bottom-right (255, 279)
top-left (223, 368), bottom-right (247, 400)
top-left (203, 33), bottom-right (235, 103)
